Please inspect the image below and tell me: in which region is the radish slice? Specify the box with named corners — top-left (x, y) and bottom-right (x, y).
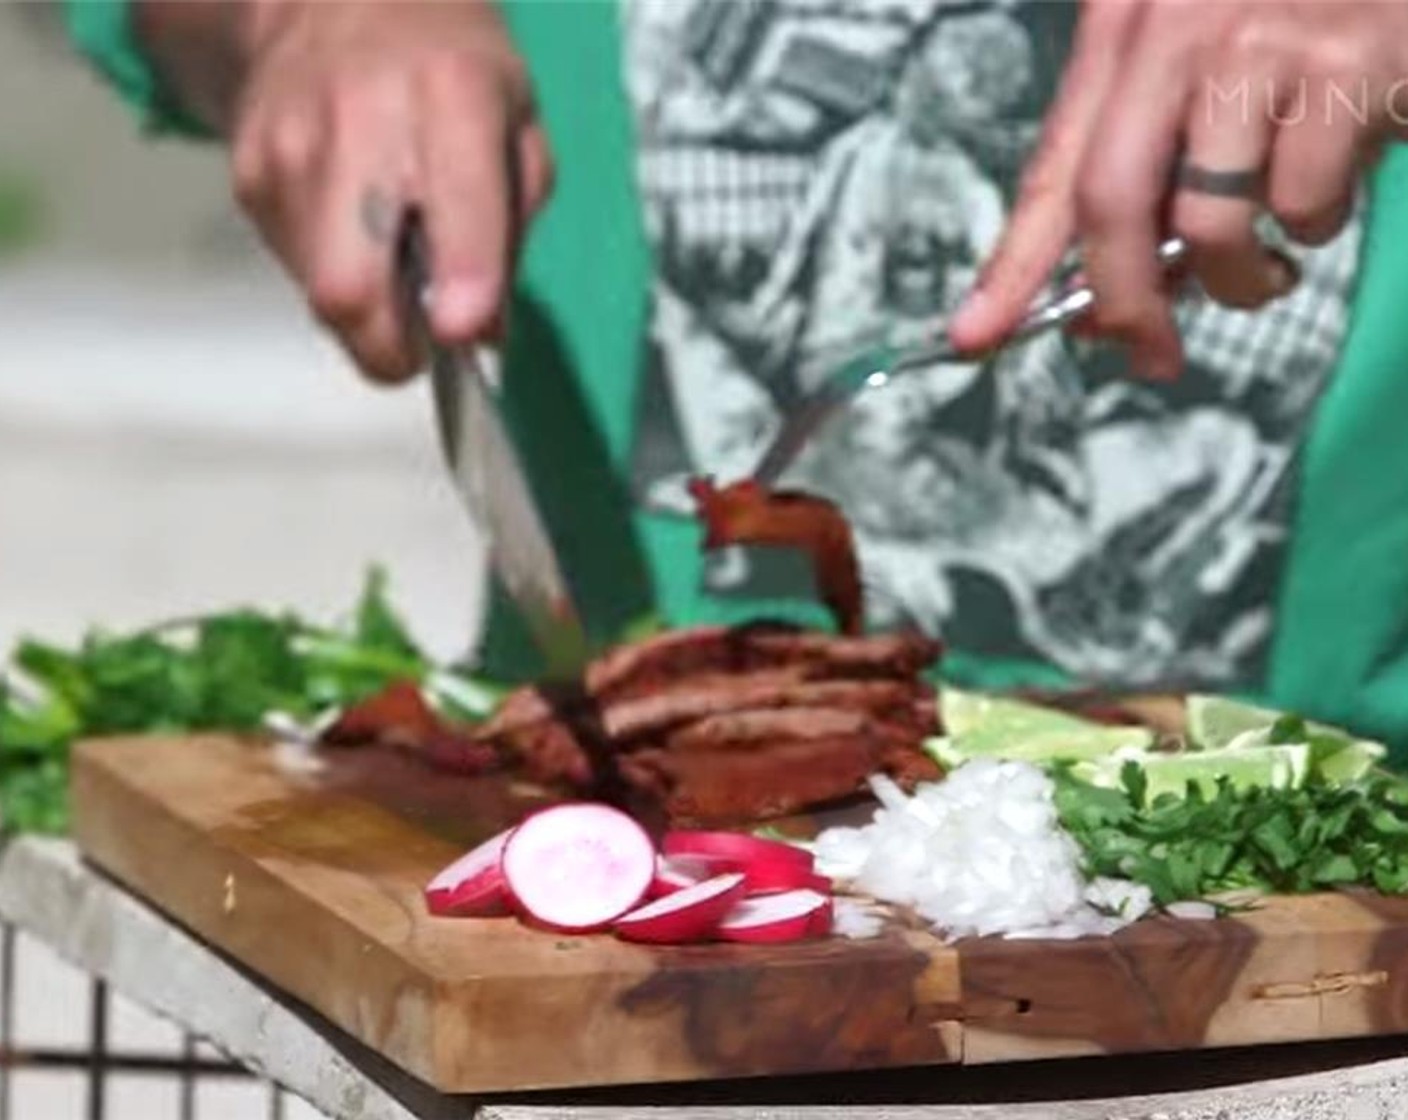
top-left (647, 855), bottom-right (711, 899)
top-left (615, 873), bottom-right (747, 944)
top-left (740, 860), bottom-right (833, 896)
top-left (663, 830), bottom-right (813, 872)
top-left (501, 803), bottom-right (655, 932)
top-left (717, 888), bottom-right (831, 944)
top-left (424, 828), bottom-right (514, 917)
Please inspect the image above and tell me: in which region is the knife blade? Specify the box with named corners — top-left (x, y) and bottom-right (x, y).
top-left (397, 213), bottom-right (591, 679)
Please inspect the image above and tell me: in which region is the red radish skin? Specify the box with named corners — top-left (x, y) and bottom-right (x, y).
top-left (501, 803), bottom-right (655, 933)
top-left (653, 844), bottom-right (826, 896)
top-left (717, 889), bottom-right (831, 944)
top-left (741, 862), bottom-right (833, 896)
top-left (424, 829), bottom-right (514, 917)
top-left (662, 831), bottom-right (813, 872)
top-left (614, 873), bottom-right (748, 944)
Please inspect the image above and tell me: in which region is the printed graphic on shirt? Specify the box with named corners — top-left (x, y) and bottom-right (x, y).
top-left (622, 0), bottom-right (1361, 688)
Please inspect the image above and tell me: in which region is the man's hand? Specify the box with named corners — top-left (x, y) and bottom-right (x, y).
top-left (948, 0), bottom-right (1408, 381)
top-left (139, 0), bottom-right (551, 381)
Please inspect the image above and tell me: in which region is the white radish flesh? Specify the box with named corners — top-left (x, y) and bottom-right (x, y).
top-left (424, 829), bottom-right (514, 917)
top-left (615, 873), bottom-right (748, 944)
top-left (501, 803), bottom-right (655, 932)
top-left (717, 888), bottom-right (831, 944)
top-left (647, 855), bottom-right (711, 899)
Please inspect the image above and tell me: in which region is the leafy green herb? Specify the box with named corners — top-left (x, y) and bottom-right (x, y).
top-left (0, 568), bottom-right (491, 835)
top-left (1267, 713), bottom-right (1307, 745)
top-left (351, 567), bottom-right (421, 662)
top-left (1053, 763), bottom-right (1408, 904)
top-left (617, 612), bottom-right (667, 645)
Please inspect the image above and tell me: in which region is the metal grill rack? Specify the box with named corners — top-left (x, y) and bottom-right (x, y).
top-left (0, 923), bottom-right (313, 1120)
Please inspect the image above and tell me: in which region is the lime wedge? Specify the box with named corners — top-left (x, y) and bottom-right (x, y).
top-left (942, 688), bottom-right (1099, 739)
top-left (1186, 694), bottom-right (1386, 784)
top-left (936, 688), bottom-right (1154, 766)
top-left (1073, 743), bottom-right (1311, 801)
top-left (1185, 694), bottom-right (1285, 751)
top-left (1310, 737), bottom-right (1386, 785)
top-left (927, 729), bottom-right (1153, 768)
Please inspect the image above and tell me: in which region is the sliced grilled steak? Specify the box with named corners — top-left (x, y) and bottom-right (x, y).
top-left (619, 738), bottom-right (877, 826)
top-left (589, 624), bottom-right (940, 699)
top-left (481, 625), bottom-right (942, 739)
top-left (662, 706), bottom-right (915, 754)
top-left (480, 660), bottom-right (811, 740)
top-left (602, 677), bottom-right (934, 741)
top-left (738, 629), bottom-right (942, 678)
top-left (322, 622), bottom-right (946, 826)
top-left (583, 623), bottom-right (789, 701)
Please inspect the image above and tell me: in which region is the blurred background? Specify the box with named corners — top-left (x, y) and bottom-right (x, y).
top-left (0, 5), bottom-right (485, 1116)
top-left (0, 2), bottom-right (486, 662)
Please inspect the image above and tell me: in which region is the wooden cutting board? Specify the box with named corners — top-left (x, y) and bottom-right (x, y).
top-left (71, 734), bottom-right (1408, 1093)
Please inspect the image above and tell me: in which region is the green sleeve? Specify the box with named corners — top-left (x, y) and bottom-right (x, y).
top-left (61, 0), bottom-right (210, 137)
top-left (1267, 144), bottom-right (1408, 756)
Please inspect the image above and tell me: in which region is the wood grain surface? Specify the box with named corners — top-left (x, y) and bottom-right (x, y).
top-left (72, 735), bottom-right (952, 1092)
top-left (70, 733), bottom-right (1408, 1094)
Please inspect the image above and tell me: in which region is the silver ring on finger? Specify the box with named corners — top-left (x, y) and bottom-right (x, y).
top-left (1174, 161), bottom-right (1265, 200)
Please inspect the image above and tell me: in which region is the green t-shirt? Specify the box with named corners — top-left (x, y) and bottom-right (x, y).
top-left (63, 0), bottom-right (1408, 757)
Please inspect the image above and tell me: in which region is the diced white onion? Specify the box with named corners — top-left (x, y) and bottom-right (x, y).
top-left (832, 898), bottom-right (887, 940)
top-left (1164, 900), bottom-right (1219, 922)
top-left (815, 759), bottom-right (1151, 942)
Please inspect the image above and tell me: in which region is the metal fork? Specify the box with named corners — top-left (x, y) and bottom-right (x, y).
top-left (751, 237), bottom-right (1188, 486)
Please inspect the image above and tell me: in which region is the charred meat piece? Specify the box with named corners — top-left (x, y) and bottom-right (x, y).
top-left (590, 625), bottom-right (943, 699)
top-left (480, 626), bottom-right (941, 739)
top-left (481, 668), bottom-right (931, 744)
top-left (583, 623), bottom-right (791, 702)
top-left (489, 718), bottom-right (594, 788)
top-left (603, 677), bottom-right (933, 742)
top-left (316, 472), bottom-right (945, 824)
top-left (487, 697), bottom-right (937, 818)
top-left (738, 629), bottom-right (943, 678)
top-left (878, 740), bottom-right (944, 787)
top-left (662, 706), bottom-right (915, 754)
top-left (320, 623), bottom-right (945, 826)
top-left (322, 681), bottom-right (498, 775)
top-left (689, 477), bottom-right (863, 635)
top-left (619, 738), bottom-right (879, 827)
top-left (492, 624), bottom-right (943, 821)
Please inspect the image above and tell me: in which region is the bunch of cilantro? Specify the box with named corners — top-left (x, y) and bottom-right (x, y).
top-left (0, 570), bottom-right (502, 834)
top-left (1053, 760), bottom-right (1408, 905)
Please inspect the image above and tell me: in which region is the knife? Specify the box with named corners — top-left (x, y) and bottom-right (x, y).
top-left (397, 212), bottom-right (592, 679)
